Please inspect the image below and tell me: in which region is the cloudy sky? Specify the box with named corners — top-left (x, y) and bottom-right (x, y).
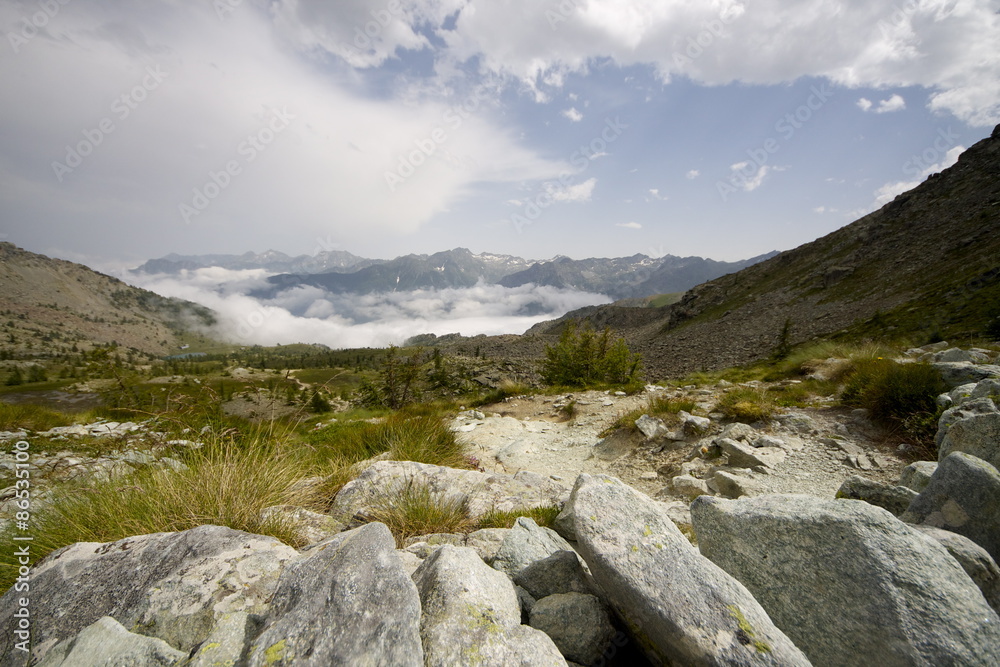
top-left (1, 0), bottom-right (998, 269)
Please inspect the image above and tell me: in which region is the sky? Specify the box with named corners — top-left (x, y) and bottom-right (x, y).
top-left (1, 0), bottom-right (998, 270)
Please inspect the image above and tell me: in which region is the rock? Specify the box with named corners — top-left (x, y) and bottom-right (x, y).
top-left (914, 526), bottom-right (1000, 614)
top-left (901, 452), bottom-right (1000, 561)
top-left (331, 461), bottom-right (568, 522)
top-left (776, 412), bottom-right (817, 433)
top-left (396, 550), bottom-right (424, 576)
top-left (898, 460), bottom-right (938, 492)
top-left (36, 616), bottom-right (187, 667)
top-left (753, 435), bottom-right (786, 449)
top-left (937, 403), bottom-right (1000, 470)
top-left (835, 475), bottom-right (918, 516)
top-left (248, 523), bottom-right (423, 667)
top-left (465, 528), bottom-right (510, 563)
top-left (259, 505), bottom-right (344, 546)
top-left (188, 612), bottom-right (256, 667)
top-left (0, 525), bottom-right (297, 664)
top-left (933, 347), bottom-right (977, 363)
top-left (933, 362), bottom-right (1000, 388)
top-left (529, 593), bottom-right (615, 666)
top-left (710, 470), bottom-right (757, 498)
top-left (403, 533), bottom-right (466, 549)
top-left (970, 378), bottom-right (1000, 401)
top-left (513, 550), bottom-right (591, 600)
top-left (719, 422), bottom-right (758, 442)
top-left (412, 545), bottom-right (565, 666)
top-left (692, 494), bottom-right (1000, 666)
top-left (635, 414), bottom-right (669, 440)
top-left (671, 474), bottom-right (711, 500)
top-left (491, 517), bottom-right (574, 577)
top-left (639, 471), bottom-right (659, 481)
top-left (565, 474), bottom-right (810, 666)
top-left (679, 410), bottom-right (711, 436)
top-left (719, 438), bottom-right (786, 469)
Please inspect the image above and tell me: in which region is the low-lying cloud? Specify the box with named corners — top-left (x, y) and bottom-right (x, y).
top-left (125, 268), bottom-right (610, 349)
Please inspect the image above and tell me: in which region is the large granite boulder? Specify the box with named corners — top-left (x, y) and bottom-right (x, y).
top-left (692, 494), bottom-right (1000, 666)
top-left (562, 474), bottom-right (810, 666)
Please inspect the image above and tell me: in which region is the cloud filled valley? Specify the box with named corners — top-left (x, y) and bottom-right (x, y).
top-left (125, 267), bottom-right (610, 349)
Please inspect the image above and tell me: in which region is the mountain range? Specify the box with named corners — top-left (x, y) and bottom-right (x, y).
top-left (135, 247), bottom-right (777, 300)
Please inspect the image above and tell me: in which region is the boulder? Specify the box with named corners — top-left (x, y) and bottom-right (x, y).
top-left (835, 475), bottom-right (918, 516)
top-left (914, 526), bottom-right (1000, 614)
top-left (259, 505), bottom-right (344, 546)
top-left (710, 470), bottom-right (759, 498)
top-left (679, 410), bottom-right (711, 436)
top-left (937, 403), bottom-right (1000, 470)
top-left (188, 612), bottom-right (256, 667)
top-left (36, 616), bottom-right (186, 667)
top-left (901, 452), bottom-right (1000, 561)
top-left (248, 522), bottom-right (423, 667)
top-left (897, 460), bottom-right (938, 492)
top-left (0, 525), bottom-right (297, 665)
top-left (564, 474), bottom-right (810, 666)
top-left (412, 545), bottom-right (565, 666)
top-left (719, 438), bottom-right (786, 469)
top-left (635, 414), bottom-right (669, 440)
top-left (933, 362), bottom-right (1000, 388)
top-left (671, 474), bottom-right (711, 500)
top-left (513, 550), bottom-right (591, 600)
top-left (331, 461), bottom-right (568, 522)
top-left (491, 517), bottom-right (574, 577)
top-left (465, 527), bottom-right (509, 563)
top-left (529, 593), bottom-right (615, 666)
top-left (692, 494), bottom-right (1000, 666)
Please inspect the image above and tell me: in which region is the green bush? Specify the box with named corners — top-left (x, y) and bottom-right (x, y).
top-left (542, 323), bottom-right (642, 388)
top-left (841, 359), bottom-right (946, 443)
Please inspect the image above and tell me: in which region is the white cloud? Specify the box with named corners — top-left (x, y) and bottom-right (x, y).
top-left (729, 162), bottom-right (772, 192)
top-left (686, 169), bottom-right (700, 179)
top-left (431, 0), bottom-right (1000, 126)
top-left (562, 107), bottom-right (584, 122)
top-left (616, 222), bottom-right (642, 229)
top-left (125, 268), bottom-right (611, 347)
top-left (547, 178), bottom-right (597, 203)
top-left (647, 188), bottom-right (667, 201)
top-left (860, 93), bottom-right (906, 113)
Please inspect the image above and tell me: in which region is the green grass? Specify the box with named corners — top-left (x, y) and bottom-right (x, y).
top-left (715, 387), bottom-right (779, 423)
top-left (470, 380), bottom-right (535, 407)
top-left (476, 505), bottom-right (562, 529)
top-left (647, 293), bottom-right (684, 308)
top-left (601, 395), bottom-right (698, 437)
top-left (841, 358), bottom-right (946, 444)
top-left (366, 479), bottom-right (475, 547)
top-left (0, 402), bottom-right (73, 431)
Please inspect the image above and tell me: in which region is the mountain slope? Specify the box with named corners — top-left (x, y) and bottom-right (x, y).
top-left (135, 249), bottom-right (380, 275)
top-left (546, 125), bottom-right (1000, 377)
top-left (0, 243), bottom-right (216, 358)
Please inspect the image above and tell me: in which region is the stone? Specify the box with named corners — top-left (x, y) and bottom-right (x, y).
top-left (901, 452), bottom-right (1000, 561)
top-left (938, 404), bottom-right (1000, 470)
top-left (776, 412), bottom-right (817, 433)
top-left (719, 422), bottom-right (758, 442)
top-left (412, 545), bottom-right (565, 666)
top-left (565, 474), bottom-right (810, 666)
top-left (692, 494), bottom-right (1000, 666)
top-left (396, 550), bottom-right (424, 577)
top-left (491, 516), bottom-right (574, 577)
top-left (259, 505), bottom-right (344, 546)
top-left (933, 348), bottom-right (977, 363)
top-left (36, 616), bottom-right (186, 667)
top-left (933, 362), bottom-right (1000, 388)
top-left (403, 533), bottom-right (466, 549)
top-left (835, 475), bottom-right (919, 516)
top-left (970, 378), bottom-right (1000, 401)
top-left (671, 474), bottom-right (711, 500)
top-left (719, 438), bottom-right (786, 469)
top-left (465, 528), bottom-right (509, 563)
top-left (753, 435), bottom-right (786, 449)
top-left (679, 410), bottom-right (711, 436)
top-left (188, 612), bottom-right (256, 667)
top-left (710, 470), bottom-right (758, 498)
top-left (331, 461), bottom-right (568, 523)
top-left (529, 593), bottom-right (615, 666)
top-left (898, 460), bottom-right (938, 492)
top-left (635, 414), bottom-right (669, 440)
top-left (247, 522), bottom-right (423, 667)
top-left (0, 525), bottom-right (297, 665)
top-left (914, 526), bottom-right (1000, 614)
top-left (513, 550), bottom-right (591, 600)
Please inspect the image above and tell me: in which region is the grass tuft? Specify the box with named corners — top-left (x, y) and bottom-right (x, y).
top-left (476, 505), bottom-right (562, 529)
top-left (366, 479), bottom-right (474, 547)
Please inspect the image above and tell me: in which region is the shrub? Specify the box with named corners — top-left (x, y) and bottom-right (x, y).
top-left (542, 323), bottom-right (642, 388)
top-left (841, 359), bottom-right (946, 443)
top-left (715, 387), bottom-right (778, 423)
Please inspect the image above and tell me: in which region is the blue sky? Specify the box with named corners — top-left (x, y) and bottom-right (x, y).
top-left (1, 0), bottom-right (997, 267)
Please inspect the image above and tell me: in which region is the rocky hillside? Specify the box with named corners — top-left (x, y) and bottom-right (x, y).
top-left (542, 124), bottom-right (1000, 378)
top-left (0, 243), bottom-right (216, 358)
top-left (134, 249), bottom-right (381, 275)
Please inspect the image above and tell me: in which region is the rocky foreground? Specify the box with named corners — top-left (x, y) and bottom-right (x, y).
top-left (1, 347), bottom-right (1000, 665)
